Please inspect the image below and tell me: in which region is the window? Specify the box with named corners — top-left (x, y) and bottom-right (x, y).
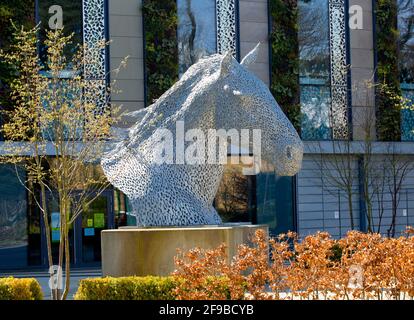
top-left (37, 0), bottom-right (83, 68)
top-left (176, 0), bottom-right (238, 76)
top-left (398, 0), bottom-right (414, 141)
top-left (255, 163), bottom-right (296, 236)
top-left (299, 0), bottom-right (332, 140)
top-left (214, 157), bottom-right (253, 223)
top-left (177, 0), bottom-right (217, 75)
top-left (299, 0), bottom-right (350, 141)
top-left (0, 165), bottom-right (28, 268)
top-left (214, 157), bottom-right (296, 236)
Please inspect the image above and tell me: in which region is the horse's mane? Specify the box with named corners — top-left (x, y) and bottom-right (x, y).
top-left (154, 54), bottom-right (222, 107)
top-left (127, 54), bottom-right (226, 143)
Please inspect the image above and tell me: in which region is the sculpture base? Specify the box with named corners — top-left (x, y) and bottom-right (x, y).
top-left (101, 223), bottom-right (268, 277)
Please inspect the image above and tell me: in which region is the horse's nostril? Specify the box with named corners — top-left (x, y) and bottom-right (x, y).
top-left (286, 146), bottom-right (292, 160)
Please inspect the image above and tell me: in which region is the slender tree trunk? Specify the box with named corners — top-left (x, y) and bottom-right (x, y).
top-left (377, 191), bottom-right (385, 234)
top-left (387, 176), bottom-right (398, 238)
top-left (366, 199), bottom-right (373, 233)
top-left (57, 196), bottom-right (65, 299)
top-left (40, 182), bottom-right (56, 300)
top-left (388, 195), bottom-right (398, 238)
top-left (62, 222), bottom-right (71, 300)
top-left (347, 190), bottom-right (355, 230)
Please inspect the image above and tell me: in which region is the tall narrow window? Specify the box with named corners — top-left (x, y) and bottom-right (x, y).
top-left (0, 165), bottom-right (28, 268)
top-left (37, 0), bottom-right (107, 106)
top-left (255, 163), bottom-right (296, 236)
top-left (214, 158), bottom-right (296, 236)
top-left (215, 157), bottom-right (252, 223)
top-left (176, 0), bottom-right (238, 76)
top-left (398, 0), bottom-right (414, 141)
top-left (299, 0), bottom-right (349, 140)
top-left (299, 0), bottom-right (332, 140)
top-left (38, 0), bottom-right (83, 68)
top-left (177, 0), bottom-right (216, 76)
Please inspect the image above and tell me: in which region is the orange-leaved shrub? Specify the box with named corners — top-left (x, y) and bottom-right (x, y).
top-left (172, 228), bottom-right (414, 300)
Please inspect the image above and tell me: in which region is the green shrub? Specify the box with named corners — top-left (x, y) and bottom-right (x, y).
top-left (74, 276), bottom-right (178, 300)
top-left (0, 277), bottom-right (43, 300)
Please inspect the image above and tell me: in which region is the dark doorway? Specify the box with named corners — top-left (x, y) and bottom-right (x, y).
top-left (37, 190), bottom-right (114, 267)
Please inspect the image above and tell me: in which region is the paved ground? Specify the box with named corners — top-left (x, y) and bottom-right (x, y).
top-left (0, 268), bottom-right (102, 300)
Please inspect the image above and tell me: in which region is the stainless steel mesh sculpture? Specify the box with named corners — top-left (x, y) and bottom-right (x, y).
top-left (101, 45), bottom-right (303, 226)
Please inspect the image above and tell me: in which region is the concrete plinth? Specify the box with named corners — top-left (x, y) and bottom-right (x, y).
top-left (101, 224), bottom-right (268, 277)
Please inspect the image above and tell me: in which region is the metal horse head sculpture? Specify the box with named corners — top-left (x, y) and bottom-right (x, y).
top-left (101, 44), bottom-right (303, 226)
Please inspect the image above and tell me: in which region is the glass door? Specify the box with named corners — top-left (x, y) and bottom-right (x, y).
top-left (80, 191), bottom-right (113, 264)
top-left (46, 196), bottom-right (75, 265)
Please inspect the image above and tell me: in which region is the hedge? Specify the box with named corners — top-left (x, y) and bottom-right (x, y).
top-left (74, 276), bottom-right (178, 300)
top-left (0, 277), bottom-right (43, 300)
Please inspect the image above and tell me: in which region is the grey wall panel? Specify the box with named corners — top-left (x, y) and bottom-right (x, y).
top-left (238, 0), bottom-right (270, 85)
top-left (108, 0), bottom-right (145, 122)
top-left (297, 154), bottom-right (361, 237)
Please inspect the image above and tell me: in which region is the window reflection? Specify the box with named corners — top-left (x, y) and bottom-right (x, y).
top-left (0, 165), bottom-right (28, 268)
top-left (177, 0), bottom-right (216, 76)
top-left (214, 157), bottom-right (296, 236)
top-left (299, 0), bottom-right (332, 140)
top-left (256, 161), bottom-right (295, 236)
top-left (38, 0), bottom-right (83, 68)
top-left (215, 157), bottom-right (252, 223)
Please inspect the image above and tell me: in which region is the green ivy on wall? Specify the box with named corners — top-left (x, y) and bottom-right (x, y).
top-left (375, 0), bottom-right (402, 141)
top-left (142, 0), bottom-right (178, 105)
top-left (0, 0), bottom-right (35, 109)
top-left (269, 0), bottom-right (301, 133)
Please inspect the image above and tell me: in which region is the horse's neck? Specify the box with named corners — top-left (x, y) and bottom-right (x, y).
top-left (170, 164), bottom-right (225, 203)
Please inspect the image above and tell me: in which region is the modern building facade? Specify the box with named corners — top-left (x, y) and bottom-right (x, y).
top-left (0, 0), bottom-right (413, 269)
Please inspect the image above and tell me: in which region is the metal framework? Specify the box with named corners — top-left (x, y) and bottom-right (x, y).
top-left (216, 0), bottom-right (238, 57)
top-left (83, 0), bottom-right (107, 108)
top-left (101, 47), bottom-right (303, 226)
top-left (328, 0), bottom-right (350, 139)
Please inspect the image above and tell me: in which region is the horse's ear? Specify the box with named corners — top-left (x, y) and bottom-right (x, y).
top-left (220, 51), bottom-right (233, 77)
top-left (241, 43), bottom-right (260, 68)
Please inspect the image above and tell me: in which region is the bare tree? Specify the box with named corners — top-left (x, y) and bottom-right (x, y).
top-left (316, 140), bottom-right (357, 230)
top-left (0, 26), bottom-right (125, 299)
top-left (384, 146), bottom-right (414, 237)
top-left (215, 164), bottom-right (249, 222)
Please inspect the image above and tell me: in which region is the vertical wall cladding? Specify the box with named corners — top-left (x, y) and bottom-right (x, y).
top-left (216, 0), bottom-right (238, 58)
top-left (298, 152), bottom-right (414, 238)
top-left (83, 0), bottom-right (107, 80)
top-left (329, 0), bottom-right (350, 140)
top-left (83, 0), bottom-right (108, 111)
top-left (349, 0), bottom-right (376, 141)
top-left (367, 155), bottom-right (414, 236)
top-left (108, 0), bottom-right (145, 125)
top-left (297, 154), bottom-right (360, 238)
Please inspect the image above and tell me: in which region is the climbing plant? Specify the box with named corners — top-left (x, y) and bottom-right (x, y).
top-left (142, 0), bottom-right (178, 105)
top-left (375, 0), bottom-right (402, 141)
top-left (269, 0), bottom-right (301, 133)
top-left (0, 0), bottom-right (35, 110)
